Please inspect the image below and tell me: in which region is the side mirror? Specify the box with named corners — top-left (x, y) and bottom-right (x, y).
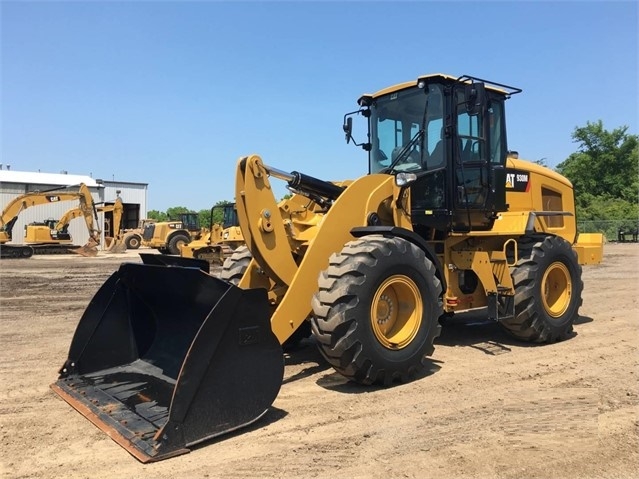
top-left (343, 109), bottom-right (371, 150)
top-left (465, 82), bottom-right (486, 116)
top-left (343, 117), bottom-right (353, 144)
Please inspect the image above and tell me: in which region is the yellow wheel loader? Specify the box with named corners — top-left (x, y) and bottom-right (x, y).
top-left (141, 212), bottom-right (204, 255)
top-left (180, 203), bottom-right (244, 265)
top-left (1, 183), bottom-right (101, 258)
top-left (52, 73), bottom-right (604, 462)
top-left (122, 218), bottom-right (155, 250)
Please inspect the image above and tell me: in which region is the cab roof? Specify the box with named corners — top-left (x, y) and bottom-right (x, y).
top-left (359, 73), bottom-right (519, 104)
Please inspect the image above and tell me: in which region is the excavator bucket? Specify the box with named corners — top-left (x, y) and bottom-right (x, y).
top-left (51, 257), bottom-right (284, 462)
top-left (72, 238), bottom-right (99, 257)
top-left (104, 237), bottom-right (127, 254)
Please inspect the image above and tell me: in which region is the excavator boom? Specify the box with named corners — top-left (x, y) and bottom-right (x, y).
top-left (98, 197), bottom-right (126, 253)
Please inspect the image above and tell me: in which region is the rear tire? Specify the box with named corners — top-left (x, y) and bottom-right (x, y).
top-left (168, 234), bottom-right (190, 255)
top-left (125, 234), bottom-right (141, 250)
top-left (499, 236), bottom-right (583, 343)
top-left (311, 235), bottom-right (442, 386)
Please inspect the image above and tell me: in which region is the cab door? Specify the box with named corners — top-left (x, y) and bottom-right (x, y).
top-left (451, 83), bottom-right (506, 231)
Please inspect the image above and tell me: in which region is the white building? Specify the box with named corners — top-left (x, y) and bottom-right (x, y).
top-left (0, 167), bottom-right (148, 250)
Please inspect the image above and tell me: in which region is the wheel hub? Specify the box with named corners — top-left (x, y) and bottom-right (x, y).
top-left (376, 294), bottom-right (394, 325)
top-left (541, 261), bottom-right (572, 318)
top-left (371, 275), bottom-right (423, 350)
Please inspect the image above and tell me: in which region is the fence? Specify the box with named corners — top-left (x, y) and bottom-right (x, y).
top-left (578, 219), bottom-right (639, 243)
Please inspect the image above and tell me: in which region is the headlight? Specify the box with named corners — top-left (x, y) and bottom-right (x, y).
top-left (395, 172), bottom-right (417, 187)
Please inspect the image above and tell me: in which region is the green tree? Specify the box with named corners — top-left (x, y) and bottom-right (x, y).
top-left (197, 208), bottom-right (214, 229)
top-left (557, 121), bottom-right (638, 202)
top-left (197, 201), bottom-right (235, 229)
top-left (165, 206), bottom-right (192, 220)
top-left (556, 121), bottom-right (638, 226)
top-left (147, 209), bottom-right (168, 221)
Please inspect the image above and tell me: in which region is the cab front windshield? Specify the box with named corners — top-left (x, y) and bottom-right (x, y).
top-left (223, 205), bottom-right (238, 228)
top-left (369, 83), bottom-right (445, 174)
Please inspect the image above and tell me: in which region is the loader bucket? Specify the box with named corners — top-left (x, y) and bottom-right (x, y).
top-left (138, 252), bottom-right (210, 273)
top-left (51, 261), bottom-right (284, 463)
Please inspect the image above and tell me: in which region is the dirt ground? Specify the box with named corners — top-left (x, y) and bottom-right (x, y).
top-left (1, 243), bottom-right (637, 479)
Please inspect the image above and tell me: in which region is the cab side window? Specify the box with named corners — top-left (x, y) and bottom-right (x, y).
top-left (456, 102), bottom-right (484, 163)
top-left (455, 89), bottom-right (486, 208)
top-left (488, 101), bottom-right (504, 164)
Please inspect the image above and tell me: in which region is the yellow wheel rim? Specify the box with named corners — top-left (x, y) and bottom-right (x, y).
top-left (370, 275), bottom-right (423, 350)
top-left (541, 261), bottom-right (571, 318)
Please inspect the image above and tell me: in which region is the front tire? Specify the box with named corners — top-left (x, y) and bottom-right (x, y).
top-left (125, 234), bottom-right (141, 250)
top-left (311, 235), bottom-right (442, 386)
top-left (221, 245), bottom-right (252, 284)
top-left (499, 235), bottom-right (583, 342)
top-left (168, 234), bottom-right (190, 255)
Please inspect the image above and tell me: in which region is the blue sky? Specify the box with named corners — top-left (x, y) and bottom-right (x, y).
top-left (2, 0), bottom-right (637, 212)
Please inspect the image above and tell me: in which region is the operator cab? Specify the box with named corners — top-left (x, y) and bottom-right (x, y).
top-left (344, 74), bottom-right (521, 233)
top-left (179, 212), bottom-right (200, 232)
top-left (222, 204), bottom-right (239, 229)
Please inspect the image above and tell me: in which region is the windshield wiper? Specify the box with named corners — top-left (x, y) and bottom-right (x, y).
top-left (384, 129), bottom-right (424, 174)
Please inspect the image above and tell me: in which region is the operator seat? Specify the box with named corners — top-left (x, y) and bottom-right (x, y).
top-left (429, 140), bottom-right (444, 169)
top-left (391, 146), bottom-right (420, 165)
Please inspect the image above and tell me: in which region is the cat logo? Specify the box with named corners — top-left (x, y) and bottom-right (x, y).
top-left (505, 169), bottom-right (530, 192)
top-left (46, 196), bottom-right (61, 202)
top-left (505, 174), bottom-right (514, 189)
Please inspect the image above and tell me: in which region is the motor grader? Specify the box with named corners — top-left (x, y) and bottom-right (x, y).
top-left (52, 73), bottom-right (604, 462)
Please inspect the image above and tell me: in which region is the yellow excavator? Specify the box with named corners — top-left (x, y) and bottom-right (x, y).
top-left (180, 203), bottom-right (244, 265)
top-left (0, 183), bottom-right (101, 258)
top-left (32, 197), bottom-right (126, 254)
top-left (97, 197), bottom-right (126, 253)
top-left (52, 73), bottom-right (604, 462)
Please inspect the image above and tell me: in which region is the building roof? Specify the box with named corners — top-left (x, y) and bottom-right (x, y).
top-left (0, 170), bottom-right (103, 188)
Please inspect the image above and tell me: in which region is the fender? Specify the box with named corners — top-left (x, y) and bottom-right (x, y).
top-left (350, 225), bottom-right (447, 293)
